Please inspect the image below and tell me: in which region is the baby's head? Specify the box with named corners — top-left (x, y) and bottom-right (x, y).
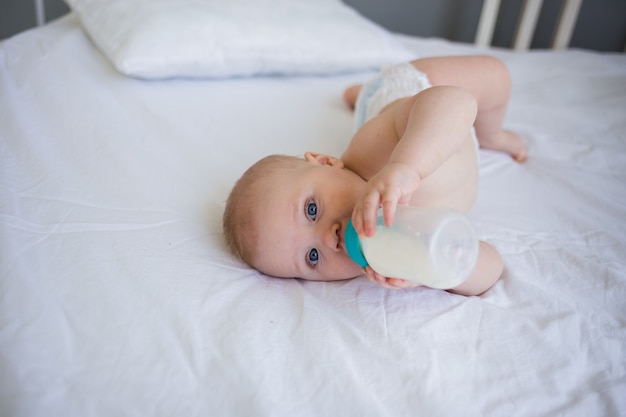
top-left (223, 152), bottom-right (366, 282)
top-left (223, 154), bottom-right (304, 268)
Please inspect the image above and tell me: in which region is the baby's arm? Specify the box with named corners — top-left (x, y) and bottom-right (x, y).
top-left (449, 241), bottom-right (503, 296)
top-left (350, 86), bottom-right (503, 295)
top-left (351, 85), bottom-right (478, 236)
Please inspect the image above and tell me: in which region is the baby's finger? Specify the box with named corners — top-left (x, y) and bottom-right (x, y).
top-left (363, 266), bottom-right (380, 284)
top-left (351, 206), bottom-right (364, 236)
top-left (387, 278), bottom-right (422, 289)
top-left (361, 191), bottom-right (381, 237)
top-left (365, 267), bottom-right (402, 290)
top-left (366, 267), bottom-right (384, 285)
top-left (381, 197), bottom-right (397, 227)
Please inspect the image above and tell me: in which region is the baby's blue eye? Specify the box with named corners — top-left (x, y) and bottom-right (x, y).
top-left (308, 248), bottom-right (319, 267)
top-left (306, 199), bottom-right (317, 221)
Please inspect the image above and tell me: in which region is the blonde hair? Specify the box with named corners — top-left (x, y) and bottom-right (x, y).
top-left (223, 154), bottom-right (307, 267)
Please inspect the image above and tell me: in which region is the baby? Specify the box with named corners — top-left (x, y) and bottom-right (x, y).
top-left (223, 55), bottom-right (527, 296)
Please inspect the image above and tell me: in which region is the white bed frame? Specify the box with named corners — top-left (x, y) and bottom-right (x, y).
top-left (34, 0), bottom-right (47, 26)
top-left (476, 0), bottom-right (583, 49)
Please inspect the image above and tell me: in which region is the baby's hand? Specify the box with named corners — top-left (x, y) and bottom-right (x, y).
top-left (363, 267), bottom-right (423, 290)
top-left (351, 162), bottom-right (421, 236)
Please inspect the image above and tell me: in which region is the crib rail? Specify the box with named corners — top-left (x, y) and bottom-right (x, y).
top-left (476, 0), bottom-right (583, 50)
top-left (34, 0), bottom-right (46, 26)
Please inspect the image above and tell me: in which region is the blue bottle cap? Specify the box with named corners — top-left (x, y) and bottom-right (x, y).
top-left (345, 219), bottom-right (368, 268)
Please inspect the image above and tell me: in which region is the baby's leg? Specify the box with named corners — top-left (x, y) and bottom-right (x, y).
top-left (412, 56), bottom-right (527, 161)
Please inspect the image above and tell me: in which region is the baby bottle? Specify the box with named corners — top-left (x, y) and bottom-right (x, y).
top-left (345, 206), bottom-right (479, 289)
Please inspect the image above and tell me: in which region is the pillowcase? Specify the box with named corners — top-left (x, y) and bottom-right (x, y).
top-left (64, 0), bottom-right (413, 79)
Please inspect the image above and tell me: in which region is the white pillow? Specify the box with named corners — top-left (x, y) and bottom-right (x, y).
top-left (64, 0), bottom-right (413, 79)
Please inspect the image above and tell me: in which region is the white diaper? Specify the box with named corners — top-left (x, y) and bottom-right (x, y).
top-left (353, 62), bottom-right (431, 131)
top-left (352, 62), bottom-right (479, 155)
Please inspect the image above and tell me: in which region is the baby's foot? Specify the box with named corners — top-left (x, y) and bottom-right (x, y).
top-left (343, 84), bottom-right (362, 110)
top-left (480, 130), bottom-right (527, 162)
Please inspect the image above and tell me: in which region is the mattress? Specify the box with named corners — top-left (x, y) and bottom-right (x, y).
top-left (1, 13), bottom-right (625, 417)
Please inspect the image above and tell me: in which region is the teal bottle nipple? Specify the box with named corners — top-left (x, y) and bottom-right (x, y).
top-left (345, 220), bottom-right (368, 267)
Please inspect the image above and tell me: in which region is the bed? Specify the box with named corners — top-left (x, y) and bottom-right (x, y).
top-left (1, 1), bottom-right (625, 416)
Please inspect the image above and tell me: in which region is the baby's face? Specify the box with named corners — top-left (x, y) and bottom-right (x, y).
top-left (252, 158), bottom-right (365, 281)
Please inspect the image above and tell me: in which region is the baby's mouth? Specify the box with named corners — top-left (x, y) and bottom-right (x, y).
top-left (339, 223), bottom-right (347, 253)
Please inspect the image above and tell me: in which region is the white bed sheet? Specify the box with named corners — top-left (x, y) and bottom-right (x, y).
top-left (1, 14), bottom-right (625, 417)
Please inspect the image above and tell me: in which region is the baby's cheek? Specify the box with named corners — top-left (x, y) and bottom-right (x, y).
top-left (338, 256), bottom-right (363, 279)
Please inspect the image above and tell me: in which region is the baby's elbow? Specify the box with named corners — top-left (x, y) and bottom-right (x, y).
top-left (449, 241), bottom-right (503, 296)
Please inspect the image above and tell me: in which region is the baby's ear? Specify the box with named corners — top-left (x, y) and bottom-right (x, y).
top-left (304, 151), bottom-right (344, 168)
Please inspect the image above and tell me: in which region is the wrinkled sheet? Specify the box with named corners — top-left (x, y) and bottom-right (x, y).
top-left (1, 14), bottom-right (625, 417)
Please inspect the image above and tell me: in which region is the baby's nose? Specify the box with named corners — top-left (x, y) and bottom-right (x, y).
top-left (323, 223), bottom-right (341, 252)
